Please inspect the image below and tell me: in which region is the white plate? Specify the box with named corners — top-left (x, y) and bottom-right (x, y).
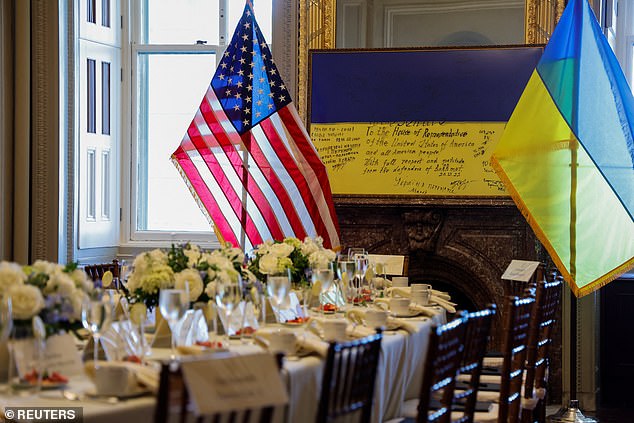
top-left (12, 381), bottom-right (67, 390)
top-left (85, 386), bottom-right (152, 400)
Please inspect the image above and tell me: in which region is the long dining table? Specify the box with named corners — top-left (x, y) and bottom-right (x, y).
top-left (0, 307), bottom-right (445, 423)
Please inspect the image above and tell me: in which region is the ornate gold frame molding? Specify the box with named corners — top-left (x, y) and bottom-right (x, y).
top-left (297, 0), bottom-right (336, 123)
top-left (525, 0), bottom-right (566, 44)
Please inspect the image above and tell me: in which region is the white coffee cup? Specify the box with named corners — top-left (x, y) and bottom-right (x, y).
top-left (364, 309), bottom-right (388, 329)
top-left (411, 284), bottom-right (432, 305)
top-left (391, 276), bottom-right (408, 288)
top-left (322, 319), bottom-right (348, 342)
top-left (95, 366), bottom-right (137, 396)
top-left (265, 329), bottom-right (297, 355)
top-left (390, 297), bottom-right (411, 315)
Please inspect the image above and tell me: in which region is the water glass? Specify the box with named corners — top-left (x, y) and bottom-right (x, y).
top-left (159, 289), bottom-right (188, 359)
top-left (311, 268), bottom-right (334, 313)
top-left (82, 292), bottom-right (112, 368)
top-left (267, 270), bottom-right (291, 322)
top-left (215, 278), bottom-right (243, 340)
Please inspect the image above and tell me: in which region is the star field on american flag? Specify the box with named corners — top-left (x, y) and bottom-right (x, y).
top-left (211, 6), bottom-right (291, 134)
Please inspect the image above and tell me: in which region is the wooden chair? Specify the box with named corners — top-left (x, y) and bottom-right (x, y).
top-left (472, 295), bottom-right (535, 423)
top-left (453, 305), bottom-right (497, 423)
top-left (520, 278), bottom-right (562, 423)
top-left (155, 353), bottom-right (285, 423)
top-left (316, 330), bottom-right (383, 423)
top-left (413, 314), bottom-right (469, 423)
top-left (84, 259), bottom-right (121, 288)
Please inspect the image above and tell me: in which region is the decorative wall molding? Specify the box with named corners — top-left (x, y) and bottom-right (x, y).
top-left (273, 0), bottom-right (298, 101)
top-left (30, 0), bottom-right (60, 262)
top-left (383, 1), bottom-right (524, 47)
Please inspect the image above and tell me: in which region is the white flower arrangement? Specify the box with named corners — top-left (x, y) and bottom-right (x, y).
top-left (248, 236), bottom-right (336, 285)
top-left (0, 260), bottom-right (93, 335)
top-left (125, 243), bottom-right (253, 310)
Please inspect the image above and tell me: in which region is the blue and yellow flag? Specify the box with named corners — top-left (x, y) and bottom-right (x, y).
top-left (492, 0), bottom-right (634, 297)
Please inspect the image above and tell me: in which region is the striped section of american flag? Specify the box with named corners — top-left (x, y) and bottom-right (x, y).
top-left (171, 2), bottom-right (340, 251)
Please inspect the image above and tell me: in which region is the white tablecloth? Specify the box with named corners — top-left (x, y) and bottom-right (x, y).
top-left (0, 308), bottom-right (444, 423)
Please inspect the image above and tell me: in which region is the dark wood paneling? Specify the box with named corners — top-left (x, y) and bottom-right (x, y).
top-left (600, 277), bottom-right (634, 408)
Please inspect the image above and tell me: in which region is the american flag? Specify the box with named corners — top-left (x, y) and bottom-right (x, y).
top-left (171, 2), bottom-right (340, 251)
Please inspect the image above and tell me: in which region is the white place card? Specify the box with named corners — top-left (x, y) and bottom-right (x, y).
top-left (43, 333), bottom-right (83, 376)
top-left (501, 260), bottom-right (541, 282)
top-left (368, 254), bottom-right (405, 275)
top-left (181, 353), bottom-right (288, 415)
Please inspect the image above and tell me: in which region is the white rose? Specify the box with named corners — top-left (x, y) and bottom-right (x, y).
top-left (69, 269), bottom-right (92, 291)
top-left (8, 284), bottom-right (45, 320)
top-left (184, 245), bottom-right (202, 266)
top-left (259, 254), bottom-right (279, 274)
top-left (0, 261), bottom-right (27, 294)
top-left (45, 271), bottom-right (77, 297)
top-left (31, 260), bottom-right (60, 275)
top-left (174, 269), bottom-right (204, 302)
top-left (269, 243), bottom-right (294, 258)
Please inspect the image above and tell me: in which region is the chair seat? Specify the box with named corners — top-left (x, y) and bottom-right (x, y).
top-left (472, 403), bottom-right (500, 423)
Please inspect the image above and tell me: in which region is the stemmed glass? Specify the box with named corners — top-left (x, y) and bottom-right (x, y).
top-left (266, 269), bottom-right (291, 323)
top-left (82, 290), bottom-right (113, 369)
top-left (311, 268), bottom-right (334, 317)
top-left (337, 259), bottom-right (356, 306)
top-left (215, 277), bottom-right (243, 343)
top-left (354, 254), bottom-right (371, 304)
top-left (158, 289), bottom-right (188, 360)
top-left (240, 279), bottom-right (263, 342)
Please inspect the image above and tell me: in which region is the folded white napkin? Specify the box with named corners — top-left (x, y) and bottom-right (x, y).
top-left (346, 324), bottom-right (377, 339)
top-left (296, 334), bottom-right (329, 357)
top-left (386, 317), bottom-right (418, 334)
top-left (84, 360), bottom-right (160, 393)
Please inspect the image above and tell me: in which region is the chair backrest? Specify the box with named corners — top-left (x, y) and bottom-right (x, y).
top-left (155, 353), bottom-right (284, 423)
top-left (523, 277), bottom-right (562, 398)
top-left (84, 259), bottom-right (120, 288)
top-left (497, 295), bottom-right (535, 423)
top-left (453, 305), bottom-right (497, 423)
top-left (416, 314), bottom-right (468, 423)
top-left (316, 331), bottom-right (383, 423)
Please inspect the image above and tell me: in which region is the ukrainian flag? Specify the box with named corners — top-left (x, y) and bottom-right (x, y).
top-left (492, 0), bottom-right (634, 297)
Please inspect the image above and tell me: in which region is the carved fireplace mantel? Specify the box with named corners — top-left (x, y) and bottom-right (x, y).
top-left (334, 195), bottom-right (562, 402)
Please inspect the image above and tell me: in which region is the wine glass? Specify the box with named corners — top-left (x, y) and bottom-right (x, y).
top-left (215, 278), bottom-right (243, 343)
top-left (337, 259), bottom-right (356, 306)
top-left (266, 269), bottom-right (291, 323)
top-left (158, 289), bottom-right (188, 359)
top-left (354, 254), bottom-right (371, 305)
top-left (82, 291), bottom-right (112, 369)
top-left (311, 268), bottom-right (334, 317)
top-left (240, 279), bottom-right (263, 342)
top-left (347, 247), bottom-right (367, 260)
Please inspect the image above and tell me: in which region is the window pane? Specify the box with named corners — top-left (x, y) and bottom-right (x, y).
top-left (87, 0), bottom-right (96, 24)
top-left (102, 150), bottom-right (110, 219)
top-left (136, 52), bottom-right (217, 232)
top-left (101, 61), bottom-right (110, 135)
top-left (87, 149), bottom-right (96, 219)
top-left (102, 0), bottom-right (110, 27)
top-left (146, 0), bottom-right (220, 45)
top-left (227, 0), bottom-right (272, 44)
top-left (87, 58), bottom-right (96, 133)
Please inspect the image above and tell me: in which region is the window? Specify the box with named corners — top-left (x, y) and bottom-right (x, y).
top-left (125, 0), bottom-right (273, 244)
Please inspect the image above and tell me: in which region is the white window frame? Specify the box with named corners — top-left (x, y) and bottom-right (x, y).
top-left (120, 0), bottom-right (230, 249)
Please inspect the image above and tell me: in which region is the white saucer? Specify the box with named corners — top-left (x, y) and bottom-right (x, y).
top-left (391, 310), bottom-right (422, 318)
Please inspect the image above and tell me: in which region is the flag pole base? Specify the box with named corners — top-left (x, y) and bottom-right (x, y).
top-left (547, 400), bottom-right (599, 422)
